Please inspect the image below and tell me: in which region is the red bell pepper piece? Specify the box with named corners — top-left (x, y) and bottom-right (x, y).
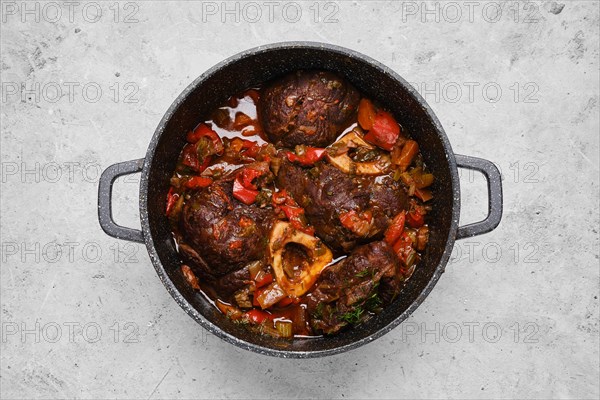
top-left (233, 177), bottom-right (259, 205)
top-left (186, 124), bottom-right (224, 153)
top-left (165, 187), bottom-right (179, 216)
top-left (184, 176), bottom-right (213, 189)
top-left (180, 143), bottom-right (213, 173)
top-left (181, 143), bottom-right (201, 171)
top-left (384, 211), bottom-right (406, 245)
top-left (255, 273), bottom-right (273, 289)
top-left (244, 309), bottom-right (272, 324)
top-left (240, 167), bottom-right (263, 190)
top-left (280, 205), bottom-right (315, 235)
top-left (241, 140), bottom-right (261, 158)
top-left (364, 111), bottom-right (401, 151)
top-left (232, 166), bottom-right (267, 205)
top-left (279, 205), bottom-right (303, 222)
top-left (277, 297), bottom-right (294, 307)
top-left (406, 208), bottom-right (425, 228)
top-left (272, 189), bottom-right (294, 206)
top-left (285, 147), bottom-right (327, 166)
top-left (272, 190), bottom-right (315, 235)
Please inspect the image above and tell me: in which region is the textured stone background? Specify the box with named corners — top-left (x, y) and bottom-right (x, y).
top-left (1, 1), bottom-right (598, 399)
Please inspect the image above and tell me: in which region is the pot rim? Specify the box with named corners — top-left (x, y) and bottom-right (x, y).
top-left (139, 41), bottom-right (460, 358)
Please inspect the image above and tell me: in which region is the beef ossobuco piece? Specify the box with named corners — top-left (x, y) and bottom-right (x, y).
top-left (180, 171), bottom-right (275, 277)
top-left (306, 241), bottom-right (403, 334)
top-left (277, 160), bottom-right (408, 254)
top-left (259, 70), bottom-right (360, 148)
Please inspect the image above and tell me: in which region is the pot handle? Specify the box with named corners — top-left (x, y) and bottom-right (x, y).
top-left (455, 154), bottom-right (503, 239)
top-left (98, 159), bottom-right (145, 243)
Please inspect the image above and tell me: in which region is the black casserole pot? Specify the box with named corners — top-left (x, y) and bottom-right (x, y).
top-left (98, 42), bottom-right (502, 358)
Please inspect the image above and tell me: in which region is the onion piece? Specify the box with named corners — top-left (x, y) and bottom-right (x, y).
top-left (326, 129), bottom-right (391, 175)
top-left (180, 265), bottom-right (200, 290)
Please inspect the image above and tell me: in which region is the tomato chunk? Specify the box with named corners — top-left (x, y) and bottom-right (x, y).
top-left (244, 309), bottom-right (272, 324)
top-left (384, 211), bottom-right (406, 245)
top-left (392, 232), bottom-right (414, 264)
top-left (406, 208), bottom-right (425, 228)
top-left (285, 147), bottom-right (327, 166)
top-left (358, 98), bottom-right (377, 131)
top-left (395, 140), bottom-right (419, 172)
top-left (364, 111), bottom-right (400, 151)
top-left (184, 176), bottom-right (213, 189)
top-left (339, 210), bottom-right (373, 237)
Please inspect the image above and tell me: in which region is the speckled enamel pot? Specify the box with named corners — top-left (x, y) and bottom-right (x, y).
top-left (98, 42), bottom-right (503, 358)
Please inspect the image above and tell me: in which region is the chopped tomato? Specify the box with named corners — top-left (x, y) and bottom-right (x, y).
top-left (364, 111), bottom-right (400, 151)
top-left (166, 188), bottom-right (178, 216)
top-left (277, 297), bottom-right (294, 307)
top-left (228, 240), bottom-right (243, 251)
top-left (184, 176), bottom-right (213, 189)
top-left (384, 211), bottom-right (406, 245)
top-left (358, 98), bottom-right (377, 131)
top-left (339, 210), bottom-right (373, 237)
top-left (244, 309), bottom-right (272, 324)
top-left (406, 208), bottom-right (425, 228)
top-left (392, 232), bottom-right (413, 263)
top-left (238, 216), bottom-right (254, 228)
top-left (285, 147), bottom-right (327, 166)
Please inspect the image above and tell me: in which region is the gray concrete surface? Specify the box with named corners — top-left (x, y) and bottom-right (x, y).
top-left (1, 1), bottom-right (599, 399)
